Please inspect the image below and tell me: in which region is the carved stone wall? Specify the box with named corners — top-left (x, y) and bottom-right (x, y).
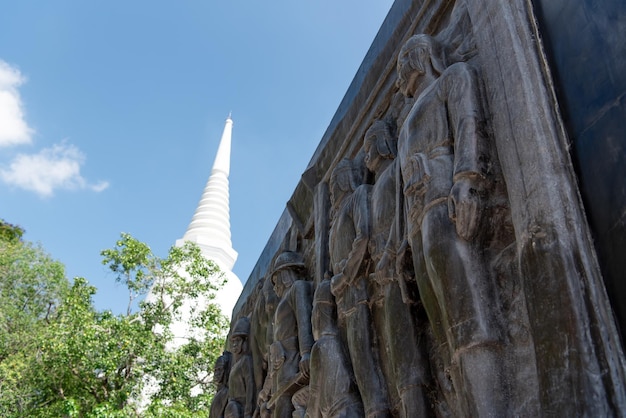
top-left (531, 0), bottom-right (626, 349)
top-left (220, 1), bottom-right (626, 416)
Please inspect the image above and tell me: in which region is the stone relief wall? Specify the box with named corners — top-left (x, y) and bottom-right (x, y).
top-left (217, 0), bottom-right (626, 416)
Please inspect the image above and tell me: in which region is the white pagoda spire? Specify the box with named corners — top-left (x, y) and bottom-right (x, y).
top-left (175, 114), bottom-right (242, 319)
top-left (138, 116), bottom-right (243, 406)
top-left (179, 114), bottom-right (238, 271)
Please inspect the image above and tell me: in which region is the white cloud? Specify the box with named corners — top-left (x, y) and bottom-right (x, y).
top-left (0, 142), bottom-right (110, 198)
top-left (0, 60), bottom-right (108, 198)
top-left (0, 60), bottom-right (33, 147)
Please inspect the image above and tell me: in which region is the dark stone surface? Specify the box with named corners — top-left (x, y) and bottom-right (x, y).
top-left (224, 1), bottom-right (626, 416)
top-left (531, 0), bottom-right (626, 346)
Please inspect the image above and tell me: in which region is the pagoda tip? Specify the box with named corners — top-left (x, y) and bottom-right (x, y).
top-left (227, 111), bottom-right (233, 121)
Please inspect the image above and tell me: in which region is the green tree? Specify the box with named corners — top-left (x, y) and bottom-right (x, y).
top-left (0, 230), bottom-right (230, 417)
top-left (0, 220), bottom-right (69, 414)
top-left (0, 219), bottom-right (24, 243)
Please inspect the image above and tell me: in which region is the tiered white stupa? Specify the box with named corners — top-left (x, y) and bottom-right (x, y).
top-left (139, 116), bottom-right (243, 404)
top-left (175, 114), bottom-right (242, 319)
top-left (147, 115), bottom-right (243, 348)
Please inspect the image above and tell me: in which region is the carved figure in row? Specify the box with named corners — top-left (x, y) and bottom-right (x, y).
top-left (250, 276), bottom-right (279, 398)
top-left (305, 279), bottom-right (364, 418)
top-left (363, 120), bottom-right (431, 417)
top-left (255, 342), bottom-right (279, 418)
top-left (226, 317), bottom-right (255, 418)
top-left (396, 33), bottom-right (506, 415)
top-left (328, 158), bottom-right (391, 418)
top-left (269, 251), bottom-right (314, 418)
top-left (215, 30), bottom-right (514, 418)
top-left (210, 351), bottom-right (233, 418)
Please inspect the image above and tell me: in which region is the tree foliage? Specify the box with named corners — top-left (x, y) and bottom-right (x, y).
top-left (0, 229), bottom-right (230, 417)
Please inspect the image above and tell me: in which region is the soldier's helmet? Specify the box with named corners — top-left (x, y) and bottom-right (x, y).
top-left (231, 316), bottom-right (250, 338)
top-left (270, 251), bottom-right (305, 283)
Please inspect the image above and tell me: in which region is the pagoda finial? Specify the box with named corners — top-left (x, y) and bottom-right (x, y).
top-left (181, 115), bottom-right (237, 270)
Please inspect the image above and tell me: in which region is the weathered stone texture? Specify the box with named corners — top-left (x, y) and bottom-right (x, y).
top-left (532, 0), bottom-right (626, 351)
top-left (218, 1), bottom-right (626, 416)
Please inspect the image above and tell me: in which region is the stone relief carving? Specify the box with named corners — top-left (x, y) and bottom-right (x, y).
top-left (210, 351), bottom-right (233, 418)
top-left (250, 276), bottom-right (278, 418)
top-left (226, 317), bottom-right (255, 418)
top-left (268, 251), bottom-right (314, 418)
top-left (328, 157), bottom-right (391, 418)
top-left (217, 33), bottom-right (511, 417)
top-left (363, 120), bottom-right (431, 417)
top-left (395, 33), bottom-right (507, 416)
top-left (250, 276), bottom-right (279, 399)
top-left (305, 279), bottom-right (364, 418)
top-left (291, 386), bottom-right (309, 418)
top-left (217, 32), bottom-right (511, 416)
top-left (212, 1), bottom-right (626, 415)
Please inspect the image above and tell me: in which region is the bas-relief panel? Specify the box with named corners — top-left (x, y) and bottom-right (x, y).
top-left (216, 0), bottom-right (626, 416)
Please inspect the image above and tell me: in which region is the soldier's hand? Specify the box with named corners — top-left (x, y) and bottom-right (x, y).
top-left (299, 352), bottom-right (311, 378)
top-left (258, 388), bottom-right (269, 404)
top-left (376, 250), bottom-right (394, 280)
top-left (448, 178), bottom-right (481, 241)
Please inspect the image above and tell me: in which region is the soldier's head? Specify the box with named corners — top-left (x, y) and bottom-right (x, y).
top-left (329, 158), bottom-right (363, 207)
top-left (213, 351), bottom-right (232, 386)
top-left (364, 120), bottom-right (397, 173)
top-left (230, 317), bottom-right (250, 356)
top-left (262, 274), bottom-right (279, 312)
top-left (397, 34), bottom-right (446, 97)
top-left (270, 251), bottom-right (305, 297)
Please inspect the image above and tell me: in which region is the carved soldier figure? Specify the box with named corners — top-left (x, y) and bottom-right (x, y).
top-left (328, 158), bottom-right (391, 418)
top-left (270, 251), bottom-right (314, 418)
top-left (250, 276), bottom-right (279, 401)
top-left (396, 34), bottom-right (506, 416)
top-left (363, 120), bottom-right (431, 417)
top-left (256, 341), bottom-right (283, 418)
top-left (305, 279), bottom-right (364, 418)
top-left (210, 351), bottom-right (233, 418)
top-left (226, 317), bottom-right (256, 418)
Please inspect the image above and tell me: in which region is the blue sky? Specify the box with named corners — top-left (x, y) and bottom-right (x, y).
top-left (1, 1), bottom-right (394, 314)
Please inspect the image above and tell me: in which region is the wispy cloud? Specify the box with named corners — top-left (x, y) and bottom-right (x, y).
top-left (0, 142), bottom-right (110, 198)
top-left (0, 59), bottom-right (109, 197)
top-left (0, 60), bottom-right (33, 147)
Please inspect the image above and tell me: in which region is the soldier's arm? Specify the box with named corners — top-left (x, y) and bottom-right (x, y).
top-left (445, 63), bottom-right (490, 240)
top-left (342, 185), bottom-right (371, 281)
top-left (292, 281), bottom-right (314, 376)
top-left (244, 356), bottom-right (256, 418)
top-left (445, 63), bottom-right (490, 182)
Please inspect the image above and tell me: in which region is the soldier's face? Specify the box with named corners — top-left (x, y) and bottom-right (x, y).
top-left (231, 336), bottom-right (244, 355)
top-left (213, 359), bottom-right (225, 384)
top-left (273, 270), bottom-right (294, 297)
top-left (397, 49), bottom-right (421, 98)
top-left (364, 139), bottom-right (381, 172)
top-left (330, 169), bottom-right (352, 206)
top-left (272, 279), bottom-right (283, 297)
